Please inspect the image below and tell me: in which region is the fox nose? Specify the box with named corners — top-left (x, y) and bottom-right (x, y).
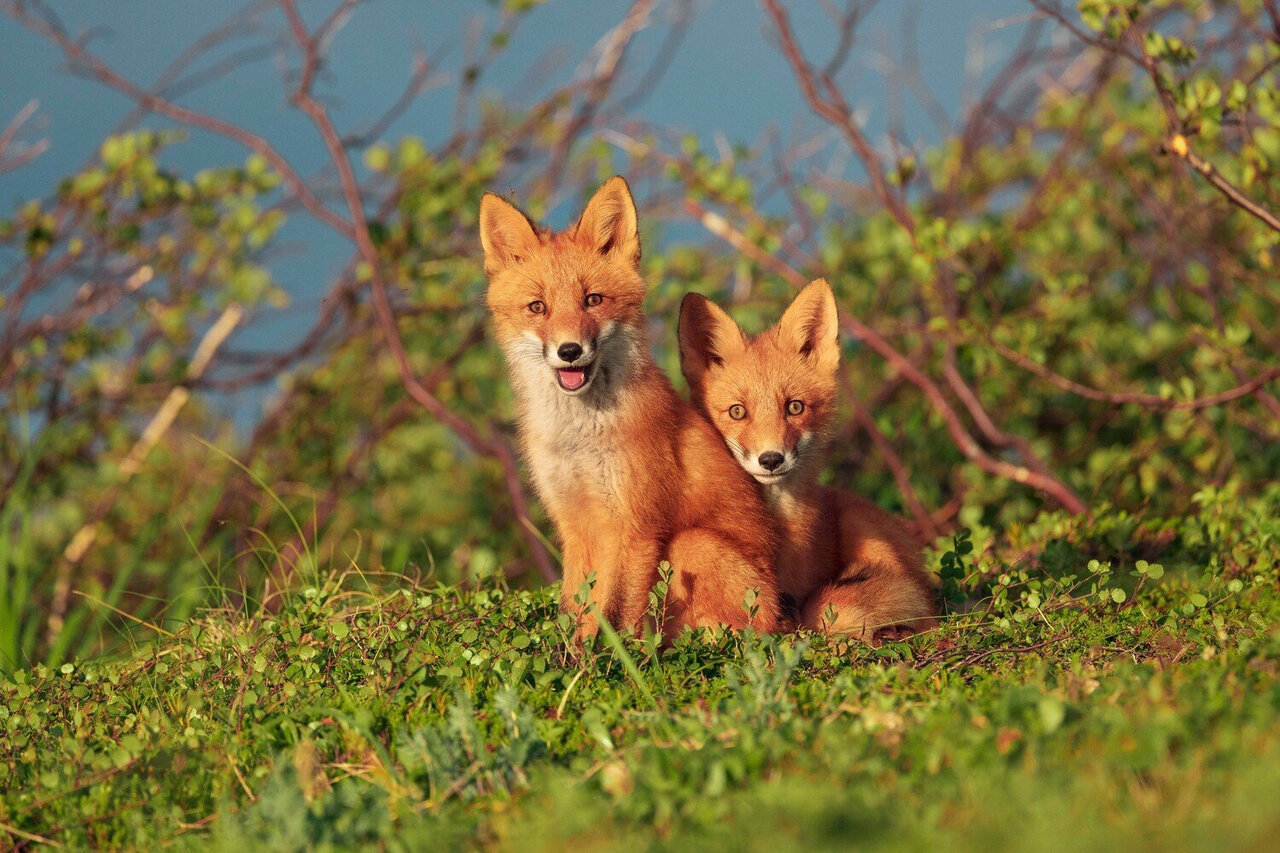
top-left (758, 451), bottom-right (785, 471)
top-left (557, 342), bottom-right (584, 363)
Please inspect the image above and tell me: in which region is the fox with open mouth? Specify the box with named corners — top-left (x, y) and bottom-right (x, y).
top-left (479, 177), bottom-right (782, 640)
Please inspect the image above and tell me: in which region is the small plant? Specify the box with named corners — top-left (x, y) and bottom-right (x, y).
top-left (742, 586), bottom-right (762, 626)
top-left (939, 528), bottom-right (974, 609)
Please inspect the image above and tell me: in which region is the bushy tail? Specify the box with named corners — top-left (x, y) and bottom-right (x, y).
top-left (799, 562), bottom-right (938, 642)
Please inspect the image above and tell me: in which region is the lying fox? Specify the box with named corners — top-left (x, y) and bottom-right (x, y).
top-left (679, 279), bottom-right (938, 640)
top-left (479, 177), bottom-right (782, 638)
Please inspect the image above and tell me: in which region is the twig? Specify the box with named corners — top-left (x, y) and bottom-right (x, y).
top-left (5, 0), bottom-right (354, 240)
top-left (546, 0), bottom-right (653, 193)
top-left (0, 820), bottom-right (63, 848)
top-left (990, 337), bottom-right (1280, 410)
top-left (852, 405), bottom-right (939, 541)
top-left (1029, 0), bottom-right (1280, 234)
top-left (278, 0), bottom-right (558, 583)
top-left (763, 0), bottom-right (915, 237)
top-left (1165, 136), bottom-right (1280, 233)
top-left (0, 98), bottom-right (49, 173)
top-left (47, 299), bottom-right (243, 646)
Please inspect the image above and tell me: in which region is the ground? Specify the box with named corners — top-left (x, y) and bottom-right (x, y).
top-left (1, 486), bottom-right (1278, 851)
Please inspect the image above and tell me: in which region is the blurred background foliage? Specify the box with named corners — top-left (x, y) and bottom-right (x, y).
top-left (0, 0), bottom-right (1277, 672)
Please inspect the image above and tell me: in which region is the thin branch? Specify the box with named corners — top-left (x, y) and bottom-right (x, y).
top-left (546, 0), bottom-right (653, 194)
top-left (763, 0), bottom-right (915, 237)
top-left (1165, 137), bottom-right (1280, 233)
top-left (0, 98), bottom-right (48, 173)
top-left (852, 405), bottom-right (939, 542)
top-left (989, 338), bottom-right (1280, 411)
top-left (5, 0), bottom-right (355, 240)
top-left (278, 0), bottom-right (558, 583)
top-left (1029, 0), bottom-right (1280, 234)
top-left (46, 303), bottom-right (245, 643)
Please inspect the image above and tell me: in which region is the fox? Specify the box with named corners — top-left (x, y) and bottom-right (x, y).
top-left (678, 279), bottom-right (938, 641)
top-left (479, 177), bottom-right (782, 639)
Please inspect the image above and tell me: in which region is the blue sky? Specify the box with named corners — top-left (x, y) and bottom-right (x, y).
top-left (1, 0), bottom-right (1031, 424)
top-left (3, 1), bottom-right (1031, 207)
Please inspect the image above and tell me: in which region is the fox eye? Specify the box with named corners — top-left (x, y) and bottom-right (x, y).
top-left (786, 399), bottom-right (805, 416)
top-left (528, 300), bottom-right (546, 315)
top-left (728, 404), bottom-right (747, 420)
top-left (584, 293), bottom-right (604, 307)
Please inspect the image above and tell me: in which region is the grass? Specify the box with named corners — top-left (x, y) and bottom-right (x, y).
top-left (1, 485), bottom-right (1277, 850)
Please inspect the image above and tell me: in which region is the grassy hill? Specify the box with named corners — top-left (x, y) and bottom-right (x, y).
top-left (2, 486), bottom-right (1277, 851)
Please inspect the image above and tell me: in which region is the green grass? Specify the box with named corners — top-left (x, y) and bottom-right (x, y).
top-left (1, 486), bottom-right (1277, 851)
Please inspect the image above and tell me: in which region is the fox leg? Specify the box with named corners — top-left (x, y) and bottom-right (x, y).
top-left (663, 528), bottom-right (780, 638)
top-left (612, 537), bottom-right (662, 637)
top-left (800, 566), bottom-right (937, 642)
top-left (559, 531), bottom-right (624, 641)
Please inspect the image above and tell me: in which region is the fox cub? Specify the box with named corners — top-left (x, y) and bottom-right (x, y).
top-left (679, 279), bottom-right (938, 640)
top-left (479, 177), bottom-right (782, 639)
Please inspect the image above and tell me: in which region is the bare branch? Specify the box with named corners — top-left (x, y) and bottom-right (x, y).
top-left (277, 0), bottom-right (558, 583)
top-left (763, 0), bottom-right (915, 236)
top-left (990, 338), bottom-right (1280, 411)
top-left (5, 0), bottom-right (356, 240)
top-left (0, 99), bottom-right (48, 173)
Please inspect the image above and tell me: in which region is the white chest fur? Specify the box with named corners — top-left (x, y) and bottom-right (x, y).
top-left (508, 355), bottom-right (629, 515)
top-left (525, 393), bottom-right (627, 512)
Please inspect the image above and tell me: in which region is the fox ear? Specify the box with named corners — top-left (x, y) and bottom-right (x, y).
top-left (679, 293), bottom-right (746, 397)
top-left (778, 279), bottom-right (840, 375)
top-left (574, 176), bottom-right (640, 268)
top-left (480, 193), bottom-right (541, 276)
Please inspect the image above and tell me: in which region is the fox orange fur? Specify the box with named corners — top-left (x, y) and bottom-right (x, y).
top-left (479, 177), bottom-right (781, 639)
top-left (679, 279), bottom-right (938, 641)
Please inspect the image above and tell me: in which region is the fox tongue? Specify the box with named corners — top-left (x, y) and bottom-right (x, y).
top-left (557, 368), bottom-right (586, 390)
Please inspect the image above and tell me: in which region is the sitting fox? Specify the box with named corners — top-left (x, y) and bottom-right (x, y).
top-left (479, 177), bottom-right (782, 639)
top-left (679, 279), bottom-right (938, 640)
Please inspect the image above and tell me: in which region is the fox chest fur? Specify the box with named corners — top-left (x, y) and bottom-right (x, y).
top-left (517, 379), bottom-right (631, 520)
top-left (765, 483), bottom-right (839, 600)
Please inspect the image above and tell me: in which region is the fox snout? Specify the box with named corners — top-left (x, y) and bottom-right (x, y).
top-left (547, 339), bottom-right (595, 367)
top-left (737, 444), bottom-right (797, 483)
top-left (758, 451), bottom-right (786, 472)
top-left (544, 336), bottom-right (599, 393)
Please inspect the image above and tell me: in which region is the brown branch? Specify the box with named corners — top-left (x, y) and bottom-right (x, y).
top-left (6, 0), bottom-right (355, 240)
top-left (343, 49), bottom-right (443, 148)
top-left (46, 302), bottom-right (244, 644)
top-left (1029, 0), bottom-right (1280, 235)
top-left (278, 0), bottom-right (558, 584)
top-left (0, 98), bottom-right (48, 173)
top-left (1165, 138), bottom-right (1280, 234)
top-left (684, 198), bottom-right (807, 287)
top-left (546, 0), bottom-right (653, 193)
top-left (989, 338), bottom-right (1280, 411)
top-left (111, 0), bottom-right (277, 135)
top-left (852, 405), bottom-right (939, 542)
top-left (763, 0), bottom-right (915, 237)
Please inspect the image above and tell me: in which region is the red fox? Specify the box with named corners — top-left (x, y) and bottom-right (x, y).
top-left (678, 279), bottom-right (938, 641)
top-left (479, 177), bottom-right (781, 639)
